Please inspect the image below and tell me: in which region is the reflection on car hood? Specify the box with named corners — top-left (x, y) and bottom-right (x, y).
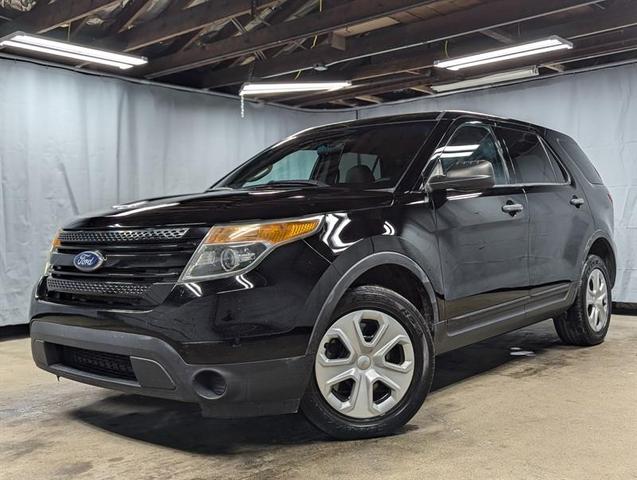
top-left (65, 187), bottom-right (395, 229)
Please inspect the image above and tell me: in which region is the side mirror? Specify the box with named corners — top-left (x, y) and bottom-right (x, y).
top-left (426, 160), bottom-right (496, 193)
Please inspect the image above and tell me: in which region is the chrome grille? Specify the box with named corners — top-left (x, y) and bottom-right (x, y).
top-left (47, 278), bottom-right (151, 298)
top-left (59, 228), bottom-right (189, 243)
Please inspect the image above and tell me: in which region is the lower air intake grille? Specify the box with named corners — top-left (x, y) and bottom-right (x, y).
top-left (47, 278), bottom-right (150, 298)
top-left (60, 345), bottom-right (136, 381)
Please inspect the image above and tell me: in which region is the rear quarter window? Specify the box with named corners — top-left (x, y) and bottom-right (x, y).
top-left (556, 136), bottom-right (604, 185)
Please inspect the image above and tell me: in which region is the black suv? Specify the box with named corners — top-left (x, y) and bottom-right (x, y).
top-left (30, 111), bottom-right (616, 439)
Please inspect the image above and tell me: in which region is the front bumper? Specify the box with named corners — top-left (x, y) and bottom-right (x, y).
top-left (31, 319), bottom-right (312, 417)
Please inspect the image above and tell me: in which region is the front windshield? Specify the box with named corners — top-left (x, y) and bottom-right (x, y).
top-left (218, 121), bottom-right (435, 190)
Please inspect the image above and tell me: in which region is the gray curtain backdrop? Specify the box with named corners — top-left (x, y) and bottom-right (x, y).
top-left (1, 58), bottom-right (635, 326)
top-left (358, 63), bottom-right (637, 305)
top-left (0, 59), bottom-right (352, 326)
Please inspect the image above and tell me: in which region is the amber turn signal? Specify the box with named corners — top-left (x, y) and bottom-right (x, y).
top-left (203, 217), bottom-right (322, 246)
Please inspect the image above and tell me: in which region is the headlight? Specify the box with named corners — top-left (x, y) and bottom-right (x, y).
top-left (179, 216), bottom-right (323, 282)
top-left (44, 230), bottom-right (61, 275)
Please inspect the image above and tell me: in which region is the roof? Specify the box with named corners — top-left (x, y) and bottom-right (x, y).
top-left (293, 110), bottom-right (548, 133)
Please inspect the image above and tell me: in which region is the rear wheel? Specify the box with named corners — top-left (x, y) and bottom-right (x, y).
top-left (301, 285), bottom-right (434, 440)
top-left (554, 254), bottom-right (612, 346)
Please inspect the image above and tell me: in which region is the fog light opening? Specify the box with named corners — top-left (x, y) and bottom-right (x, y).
top-left (193, 370), bottom-right (227, 399)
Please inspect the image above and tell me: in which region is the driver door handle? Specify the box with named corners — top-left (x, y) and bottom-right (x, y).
top-left (570, 196), bottom-right (585, 208)
top-left (502, 201), bottom-right (524, 216)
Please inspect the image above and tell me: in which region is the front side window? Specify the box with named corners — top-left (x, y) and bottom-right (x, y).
top-left (498, 128), bottom-right (565, 184)
top-left (219, 122), bottom-right (435, 190)
top-left (431, 124), bottom-right (509, 184)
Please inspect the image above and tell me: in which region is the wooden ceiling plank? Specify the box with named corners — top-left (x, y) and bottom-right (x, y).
top-left (112, 0), bottom-right (278, 51)
top-left (162, 0), bottom-right (197, 17)
top-left (197, 0), bottom-right (605, 88)
top-left (170, 17), bottom-right (240, 55)
top-left (329, 99), bottom-right (359, 107)
top-left (208, 1), bottom-right (310, 67)
top-left (480, 28), bottom-right (516, 44)
top-left (355, 94), bottom-right (384, 104)
top-left (410, 85), bottom-right (436, 94)
top-left (276, 0), bottom-right (637, 85)
top-left (293, 28), bottom-right (637, 107)
top-left (264, 0), bottom-right (310, 26)
top-left (1, 0), bottom-right (120, 35)
top-left (141, 0), bottom-right (446, 78)
top-left (106, 0), bottom-right (153, 35)
top-left (545, 64), bottom-right (567, 72)
top-left (291, 74), bottom-right (436, 106)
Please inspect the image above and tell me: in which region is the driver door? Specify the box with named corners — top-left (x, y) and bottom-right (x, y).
top-left (431, 121), bottom-right (530, 336)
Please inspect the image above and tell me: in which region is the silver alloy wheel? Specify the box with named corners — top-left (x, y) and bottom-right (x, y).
top-left (586, 268), bottom-right (609, 332)
top-left (314, 309), bottom-right (416, 419)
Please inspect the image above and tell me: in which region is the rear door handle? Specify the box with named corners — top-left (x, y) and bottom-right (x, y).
top-left (570, 196), bottom-right (585, 208)
top-left (502, 202), bottom-right (524, 216)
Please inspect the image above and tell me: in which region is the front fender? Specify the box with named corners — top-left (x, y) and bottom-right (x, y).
top-left (299, 237), bottom-right (442, 357)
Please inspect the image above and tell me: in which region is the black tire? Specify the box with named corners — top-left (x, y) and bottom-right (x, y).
top-left (301, 285), bottom-right (435, 440)
top-left (554, 254), bottom-right (612, 346)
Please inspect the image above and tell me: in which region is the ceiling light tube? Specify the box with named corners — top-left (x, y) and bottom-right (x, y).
top-left (431, 67), bottom-right (539, 93)
top-left (240, 81), bottom-right (351, 96)
top-left (435, 36), bottom-right (572, 71)
top-left (0, 32), bottom-right (147, 70)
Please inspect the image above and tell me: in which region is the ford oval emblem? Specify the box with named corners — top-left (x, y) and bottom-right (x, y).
top-left (73, 251), bottom-right (106, 272)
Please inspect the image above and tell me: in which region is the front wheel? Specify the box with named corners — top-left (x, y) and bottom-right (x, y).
top-left (554, 254), bottom-right (612, 346)
top-left (301, 285), bottom-right (434, 440)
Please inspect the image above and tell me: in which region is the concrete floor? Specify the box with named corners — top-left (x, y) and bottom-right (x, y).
top-left (1, 316), bottom-right (636, 480)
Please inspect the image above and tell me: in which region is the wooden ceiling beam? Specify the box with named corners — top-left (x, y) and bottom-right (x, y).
top-left (290, 73), bottom-right (437, 107)
top-left (410, 85), bottom-right (435, 95)
top-left (355, 94), bottom-right (384, 104)
top-left (0, 0), bottom-right (120, 35)
top-left (197, 0), bottom-right (605, 89)
top-left (480, 29), bottom-right (516, 44)
top-left (162, 0), bottom-right (198, 17)
top-left (264, 0), bottom-right (311, 26)
top-left (106, 0), bottom-right (153, 35)
top-left (184, 1), bottom-right (308, 63)
top-left (283, 0), bottom-right (637, 85)
top-left (329, 99), bottom-right (359, 108)
top-left (140, 0), bottom-right (445, 78)
top-left (291, 28), bottom-right (637, 107)
top-left (110, 0), bottom-right (278, 51)
top-left (545, 64), bottom-right (567, 72)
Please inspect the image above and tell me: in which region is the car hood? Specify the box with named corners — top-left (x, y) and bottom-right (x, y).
top-left (64, 187), bottom-right (395, 229)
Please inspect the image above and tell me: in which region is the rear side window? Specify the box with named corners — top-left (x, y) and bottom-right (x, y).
top-left (556, 136), bottom-right (604, 184)
top-left (497, 128), bottom-right (564, 184)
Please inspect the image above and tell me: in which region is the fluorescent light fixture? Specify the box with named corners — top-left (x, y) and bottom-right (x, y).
top-left (240, 81), bottom-right (351, 96)
top-left (0, 32), bottom-right (147, 70)
top-left (431, 67), bottom-right (539, 93)
top-left (435, 36), bottom-right (572, 71)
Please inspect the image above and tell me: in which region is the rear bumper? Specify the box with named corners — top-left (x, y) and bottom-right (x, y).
top-left (30, 319), bottom-right (312, 418)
